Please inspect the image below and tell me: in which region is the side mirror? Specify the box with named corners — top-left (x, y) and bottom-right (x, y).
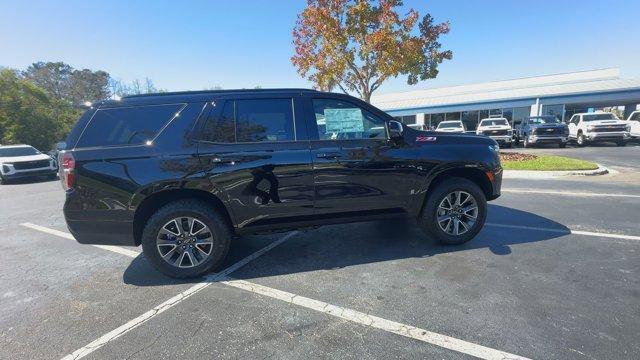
top-left (388, 120), bottom-right (403, 139)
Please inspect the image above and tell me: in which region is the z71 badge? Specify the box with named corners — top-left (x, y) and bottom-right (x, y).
top-left (416, 136), bottom-right (437, 142)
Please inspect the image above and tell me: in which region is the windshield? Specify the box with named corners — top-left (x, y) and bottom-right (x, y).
top-left (529, 116), bottom-right (560, 124)
top-left (437, 122), bottom-right (462, 129)
top-left (480, 119), bottom-right (508, 126)
top-left (0, 146), bottom-right (40, 157)
top-left (583, 113), bottom-right (618, 121)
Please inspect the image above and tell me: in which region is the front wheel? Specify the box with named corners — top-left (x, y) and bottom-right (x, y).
top-left (419, 177), bottom-right (487, 245)
top-left (142, 200), bottom-right (231, 278)
top-left (576, 133), bottom-right (586, 146)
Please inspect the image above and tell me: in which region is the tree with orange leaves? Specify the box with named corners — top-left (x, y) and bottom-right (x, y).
top-left (292, 0), bottom-right (452, 103)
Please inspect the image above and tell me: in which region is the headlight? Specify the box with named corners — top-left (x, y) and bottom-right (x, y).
top-left (1, 164), bottom-right (11, 174)
top-left (530, 128), bottom-right (537, 135)
top-left (626, 124), bottom-right (632, 132)
top-left (507, 129), bottom-right (513, 136)
top-left (489, 144), bottom-right (499, 152)
top-left (587, 125), bottom-right (595, 131)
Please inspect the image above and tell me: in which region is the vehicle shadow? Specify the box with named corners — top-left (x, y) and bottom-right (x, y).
top-left (123, 204), bottom-right (570, 286)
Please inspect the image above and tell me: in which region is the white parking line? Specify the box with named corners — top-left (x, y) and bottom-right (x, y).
top-left (22, 223), bottom-right (527, 360)
top-left (486, 223), bottom-right (640, 241)
top-left (21, 222), bottom-right (297, 360)
top-left (221, 278), bottom-right (530, 360)
top-left (502, 188), bottom-right (640, 199)
top-left (24, 223), bottom-right (531, 360)
top-left (21, 223), bottom-right (141, 258)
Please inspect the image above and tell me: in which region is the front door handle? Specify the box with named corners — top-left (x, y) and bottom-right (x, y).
top-left (316, 153), bottom-right (342, 160)
top-left (209, 157), bottom-right (239, 165)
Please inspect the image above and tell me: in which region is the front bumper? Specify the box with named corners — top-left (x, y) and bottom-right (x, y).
top-left (586, 131), bottom-right (630, 141)
top-left (487, 135), bottom-right (512, 143)
top-left (1, 168), bottom-right (58, 180)
top-left (528, 135), bottom-right (568, 144)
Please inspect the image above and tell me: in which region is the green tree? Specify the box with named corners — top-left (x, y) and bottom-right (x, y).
top-left (24, 61), bottom-right (111, 104)
top-left (292, 0), bottom-right (452, 103)
top-left (0, 69), bottom-right (80, 150)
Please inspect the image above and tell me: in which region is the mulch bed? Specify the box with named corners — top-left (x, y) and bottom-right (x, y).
top-left (499, 152), bottom-right (538, 162)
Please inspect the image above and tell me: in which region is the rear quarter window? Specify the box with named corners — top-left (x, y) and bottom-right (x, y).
top-left (76, 103), bottom-right (184, 148)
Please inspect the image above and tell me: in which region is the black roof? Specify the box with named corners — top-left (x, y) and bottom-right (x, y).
top-left (122, 88), bottom-right (318, 99)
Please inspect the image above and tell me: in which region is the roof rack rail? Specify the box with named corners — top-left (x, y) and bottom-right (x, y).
top-left (122, 88), bottom-right (318, 99)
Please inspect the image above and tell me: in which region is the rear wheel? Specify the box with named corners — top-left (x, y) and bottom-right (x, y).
top-left (142, 199), bottom-right (231, 278)
top-left (419, 177), bottom-right (487, 245)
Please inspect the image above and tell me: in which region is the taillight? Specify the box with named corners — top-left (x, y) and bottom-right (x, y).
top-left (60, 152), bottom-right (75, 191)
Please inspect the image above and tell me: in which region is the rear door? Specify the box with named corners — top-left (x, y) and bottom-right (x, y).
top-left (302, 95), bottom-right (415, 216)
top-left (196, 94), bottom-right (314, 230)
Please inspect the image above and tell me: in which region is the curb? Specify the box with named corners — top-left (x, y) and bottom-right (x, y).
top-left (503, 164), bottom-right (609, 179)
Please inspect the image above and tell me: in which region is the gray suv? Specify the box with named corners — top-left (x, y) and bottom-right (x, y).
top-left (514, 116), bottom-right (569, 148)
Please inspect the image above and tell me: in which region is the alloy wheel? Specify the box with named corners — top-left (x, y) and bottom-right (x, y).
top-left (436, 191), bottom-right (478, 236)
top-left (156, 217), bottom-right (214, 268)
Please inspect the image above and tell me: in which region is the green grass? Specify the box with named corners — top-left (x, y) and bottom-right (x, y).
top-left (502, 155), bottom-right (599, 171)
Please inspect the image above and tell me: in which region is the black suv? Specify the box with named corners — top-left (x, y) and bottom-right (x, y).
top-left (60, 89), bottom-right (502, 278)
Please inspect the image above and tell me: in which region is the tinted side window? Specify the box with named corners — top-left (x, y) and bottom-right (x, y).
top-left (235, 99), bottom-right (294, 142)
top-left (202, 101), bottom-right (235, 143)
top-left (77, 104), bottom-right (182, 148)
top-left (312, 98), bottom-right (385, 140)
top-left (631, 113), bottom-right (640, 121)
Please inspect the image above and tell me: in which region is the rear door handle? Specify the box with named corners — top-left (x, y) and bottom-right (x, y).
top-left (316, 153), bottom-right (342, 159)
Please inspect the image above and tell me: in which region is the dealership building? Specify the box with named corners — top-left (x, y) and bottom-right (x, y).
top-left (371, 68), bottom-right (640, 131)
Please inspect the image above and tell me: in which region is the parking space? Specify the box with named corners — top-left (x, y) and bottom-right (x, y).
top-left (1, 156), bottom-right (639, 359)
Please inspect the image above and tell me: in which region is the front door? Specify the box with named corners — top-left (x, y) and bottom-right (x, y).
top-left (567, 115), bottom-right (580, 137)
top-left (303, 96), bottom-right (415, 216)
top-left (197, 95), bottom-right (314, 230)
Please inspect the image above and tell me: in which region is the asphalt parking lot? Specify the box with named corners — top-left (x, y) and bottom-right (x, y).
top-left (1, 146), bottom-right (639, 360)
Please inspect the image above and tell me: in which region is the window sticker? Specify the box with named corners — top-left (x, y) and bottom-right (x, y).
top-left (324, 108), bottom-right (365, 133)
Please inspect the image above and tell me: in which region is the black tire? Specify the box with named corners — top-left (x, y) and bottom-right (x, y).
top-left (514, 136), bottom-right (520, 146)
top-left (419, 177), bottom-right (487, 245)
top-left (0, 175), bottom-right (4, 185)
top-left (576, 132), bottom-right (586, 146)
top-left (616, 140), bottom-right (626, 147)
top-left (142, 199), bottom-right (231, 279)
top-left (559, 142), bottom-right (567, 148)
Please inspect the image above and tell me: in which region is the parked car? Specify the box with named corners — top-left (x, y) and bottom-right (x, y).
top-left (435, 120), bottom-right (466, 133)
top-left (0, 144), bottom-right (58, 184)
top-left (476, 117), bottom-right (513, 148)
top-left (60, 89), bottom-right (502, 278)
top-left (625, 110), bottom-right (640, 138)
top-left (514, 115), bottom-right (569, 148)
top-left (567, 112), bottom-right (630, 146)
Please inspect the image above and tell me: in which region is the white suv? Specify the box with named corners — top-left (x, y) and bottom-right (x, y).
top-left (476, 117), bottom-right (513, 148)
top-left (626, 110), bottom-right (640, 138)
top-left (0, 145), bottom-right (58, 184)
top-left (567, 112), bottom-right (630, 146)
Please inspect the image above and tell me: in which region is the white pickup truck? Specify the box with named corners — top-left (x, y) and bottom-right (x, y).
top-left (476, 117), bottom-right (513, 148)
top-left (567, 112), bottom-right (631, 146)
top-left (626, 110), bottom-right (640, 138)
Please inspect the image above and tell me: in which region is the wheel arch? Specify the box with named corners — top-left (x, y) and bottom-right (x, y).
top-left (418, 166), bottom-right (493, 216)
top-left (132, 189), bottom-right (235, 246)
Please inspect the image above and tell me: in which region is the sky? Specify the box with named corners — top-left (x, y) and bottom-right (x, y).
top-left (1, 0), bottom-right (639, 96)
